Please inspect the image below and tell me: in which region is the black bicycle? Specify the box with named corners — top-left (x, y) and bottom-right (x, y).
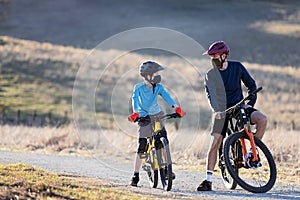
top-left (137, 113), bottom-right (180, 191)
top-left (218, 87), bottom-right (277, 193)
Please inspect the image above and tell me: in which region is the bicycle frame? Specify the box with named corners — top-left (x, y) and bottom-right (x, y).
top-left (146, 120), bottom-right (162, 169)
top-left (226, 87), bottom-right (263, 166)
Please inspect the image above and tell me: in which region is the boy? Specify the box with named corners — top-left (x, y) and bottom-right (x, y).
top-left (128, 61), bottom-right (185, 186)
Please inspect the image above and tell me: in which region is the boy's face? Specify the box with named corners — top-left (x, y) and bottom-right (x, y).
top-left (152, 72), bottom-right (159, 77)
top-left (145, 72), bottom-right (161, 85)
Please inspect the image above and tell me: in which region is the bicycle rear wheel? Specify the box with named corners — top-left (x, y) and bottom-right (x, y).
top-left (156, 137), bottom-right (173, 191)
top-left (224, 132), bottom-right (277, 193)
top-left (219, 129), bottom-right (238, 190)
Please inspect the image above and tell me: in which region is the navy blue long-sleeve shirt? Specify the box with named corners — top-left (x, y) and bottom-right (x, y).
top-left (205, 61), bottom-right (257, 112)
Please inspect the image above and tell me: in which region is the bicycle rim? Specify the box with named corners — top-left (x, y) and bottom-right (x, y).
top-left (146, 150), bottom-right (158, 188)
top-left (157, 137), bottom-right (173, 191)
top-left (219, 128), bottom-right (238, 189)
top-left (219, 153), bottom-right (238, 189)
top-left (224, 132), bottom-right (277, 193)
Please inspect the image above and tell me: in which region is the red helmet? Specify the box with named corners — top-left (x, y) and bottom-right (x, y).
top-left (203, 41), bottom-right (230, 55)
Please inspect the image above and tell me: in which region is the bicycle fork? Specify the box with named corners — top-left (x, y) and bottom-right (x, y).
top-left (240, 128), bottom-right (259, 167)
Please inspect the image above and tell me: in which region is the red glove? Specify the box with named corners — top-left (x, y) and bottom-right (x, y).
top-left (128, 112), bottom-right (139, 122)
top-left (175, 107), bottom-right (186, 117)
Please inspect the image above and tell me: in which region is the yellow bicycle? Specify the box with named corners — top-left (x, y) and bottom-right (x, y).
top-left (139, 113), bottom-right (180, 191)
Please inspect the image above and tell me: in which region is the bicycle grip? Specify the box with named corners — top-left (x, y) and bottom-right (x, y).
top-left (251, 86), bottom-right (263, 95)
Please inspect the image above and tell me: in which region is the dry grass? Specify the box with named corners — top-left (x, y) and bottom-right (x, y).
top-left (0, 36), bottom-right (299, 186)
top-left (0, 124), bottom-right (299, 185)
top-left (250, 21), bottom-right (300, 38)
top-left (0, 35), bottom-right (299, 179)
top-left (0, 36), bottom-right (299, 130)
top-left (0, 125), bottom-right (84, 154)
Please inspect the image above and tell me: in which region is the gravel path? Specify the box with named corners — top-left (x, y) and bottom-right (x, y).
top-left (1, 150), bottom-right (299, 200)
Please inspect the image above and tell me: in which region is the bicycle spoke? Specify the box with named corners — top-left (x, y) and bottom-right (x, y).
top-left (224, 132), bottom-right (276, 193)
top-left (238, 140), bottom-right (271, 188)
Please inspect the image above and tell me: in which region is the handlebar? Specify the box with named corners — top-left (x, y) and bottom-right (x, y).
top-left (224, 86), bottom-right (263, 115)
top-left (135, 113), bottom-right (181, 123)
top-left (162, 113), bottom-right (181, 119)
top-left (244, 86), bottom-right (263, 102)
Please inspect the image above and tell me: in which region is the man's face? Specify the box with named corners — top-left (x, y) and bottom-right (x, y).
top-left (209, 54), bottom-right (221, 60)
top-left (210, 53), bottom-right (227, 61)
top-left (209, 54), bottom-right (223, 68)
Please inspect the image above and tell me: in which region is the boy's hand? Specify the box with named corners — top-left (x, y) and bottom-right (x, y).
top-left (128, 112), bottom-right (139, 122)
top-left (175, 107), bottom-right (186, 117)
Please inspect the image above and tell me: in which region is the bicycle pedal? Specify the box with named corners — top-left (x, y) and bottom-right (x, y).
top-left (237, 161), bottom-right (244, 168)
top-left (218, 162), bottom-right (226, 170)
top-left (142, 164), bottom-right (151, 171)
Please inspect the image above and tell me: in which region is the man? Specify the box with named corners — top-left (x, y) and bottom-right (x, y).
top-left (197, 41), bottom-right (268, 191)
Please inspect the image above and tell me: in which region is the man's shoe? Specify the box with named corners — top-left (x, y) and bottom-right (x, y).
top-left (246, 147), bottom-right (262, 168)
top-left (130, 173), bottom-right (139, 186)
top-left (196, 180), bottom-right (212, 191)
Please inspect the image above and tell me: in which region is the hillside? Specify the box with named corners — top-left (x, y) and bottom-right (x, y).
top-left (0, 36), bottom-right (299, 130)
top-left (1, 0), bottom-right (300, 68)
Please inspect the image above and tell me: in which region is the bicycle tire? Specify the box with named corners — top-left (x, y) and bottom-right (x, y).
top-left (147, 149), bottom-right (158, 188)
top-left (157, 137), bottom-right (173, 191)
top-left (219, 129), bottom-right (238, 190)
top-left (224, 132), bottom-right (277, 193)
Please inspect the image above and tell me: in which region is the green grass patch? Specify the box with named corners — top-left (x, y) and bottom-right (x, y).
top-left (0, 163), bottom-right (151, 200)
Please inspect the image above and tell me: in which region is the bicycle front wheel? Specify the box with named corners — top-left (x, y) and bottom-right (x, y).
top-left (156, 137), bottom-right (173, 191)
top-left (224, 132), bottom-right (277, 193)
top-left (146, 149), bottom-right (158, 188)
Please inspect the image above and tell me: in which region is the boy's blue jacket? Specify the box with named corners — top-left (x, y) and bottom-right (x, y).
top-left (132, 82), bottom-right (176, 117)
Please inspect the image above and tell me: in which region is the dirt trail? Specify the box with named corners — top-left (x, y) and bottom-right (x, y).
top-left (1, 150), bottom-right (299, 200)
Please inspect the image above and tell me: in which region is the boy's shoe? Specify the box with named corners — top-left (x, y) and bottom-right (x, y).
top-left (165, 172), bottom-right (176, 180)
top-left (172, 172), bottom-right (176, 180)
top-left (196, 180), bottom-right (212, 191)
top-left (164, 167), bottom-right (176, 180)
top-left (130, 173), bottom-right (139, 186)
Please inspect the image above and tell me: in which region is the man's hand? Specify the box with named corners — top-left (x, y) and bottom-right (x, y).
top-left (214, 112), bottom-right (222, 119)
top-left (243, 104), bottom-right (252, 109)
top-left (128, 112), bottom-right (139, 122)
top-left (175, 106), bottom-right (186, 117)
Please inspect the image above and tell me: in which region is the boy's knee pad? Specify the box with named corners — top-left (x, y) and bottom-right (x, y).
top-left (137, 138), bottom-right (147, 158)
